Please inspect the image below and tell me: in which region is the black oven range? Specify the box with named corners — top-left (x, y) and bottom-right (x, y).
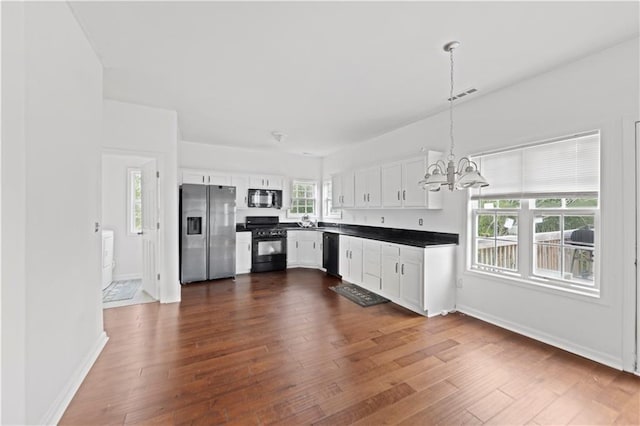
top-left (245, 216), bottom-right (287, 273)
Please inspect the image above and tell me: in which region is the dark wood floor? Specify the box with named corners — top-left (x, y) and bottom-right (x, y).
top-left (62, 268), bottom-right (640, 425)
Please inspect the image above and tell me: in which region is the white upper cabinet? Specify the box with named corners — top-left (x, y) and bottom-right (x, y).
top-left (329, 151), bottom-right (442, 211)
top-left (402, 157), bottom-right (429, 207)
top-left (249, 175), bottom-right (282, 190)
top-left (380, 152), bottom-right (443, 209)
top-left (181, 170), bottom-right (232, 186)
top-left (332, 171), bottom-right (355, 208)
top-left (381, 163), bottom-right (403, 207)
top-left (354, 167), bottom-right (381, 208)
top-left (231, 175), bottom-right (249, 209)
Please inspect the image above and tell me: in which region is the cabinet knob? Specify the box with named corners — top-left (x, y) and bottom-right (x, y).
top-left (401, 264), bottom-right (405, 275)
top-left (402, 190), bottom-right (406, 200)
top-left (395, 262), bottom-right (398, 273)
top-left (397, 190), bottom-right (400, 200)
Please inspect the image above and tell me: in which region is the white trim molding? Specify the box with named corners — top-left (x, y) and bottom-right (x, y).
top-left (40, 332), bottom-right (108, 425)
top-left (456, 304), bottom-right (622, 370)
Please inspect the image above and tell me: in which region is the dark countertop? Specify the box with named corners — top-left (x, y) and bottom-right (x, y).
top-left (236, 222), bottom-right (458, 248)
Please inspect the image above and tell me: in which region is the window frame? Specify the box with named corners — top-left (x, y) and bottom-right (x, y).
top-left (288, 179), bottom-right (318, 218)
top-left (127, 168), bottom-right (143, 236)
top-left (469, 197), bottom-right (600, 298)
top-left (472, 204), bottom-right (521, 275)
top-left (322, 179), bottom-right (342, 219)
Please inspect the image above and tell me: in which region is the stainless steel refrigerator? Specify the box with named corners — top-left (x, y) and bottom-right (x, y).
top-left (180, 184), bottom-right (236, 283)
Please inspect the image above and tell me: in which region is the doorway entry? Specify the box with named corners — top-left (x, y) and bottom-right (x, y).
top-left (101, 153), bottom-right (159, 308)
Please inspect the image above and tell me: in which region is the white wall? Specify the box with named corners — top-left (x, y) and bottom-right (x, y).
top-left (102, 154), bottom-right (151, 280)
top-left (103, 99), bottom-right (180, 303)
top-left (323, 37), bottom-right (639, 368)
top-left (179, 141), bottom-right (323, 222)
top-left (2, 2), bottom-right (106, 424)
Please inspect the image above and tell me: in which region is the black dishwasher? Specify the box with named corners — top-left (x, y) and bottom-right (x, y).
top-left (322, 232), bottom-right (340, 277)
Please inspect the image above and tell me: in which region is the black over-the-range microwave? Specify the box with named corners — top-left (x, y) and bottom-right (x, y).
top-left (247, 188), bottom-right (283, 209)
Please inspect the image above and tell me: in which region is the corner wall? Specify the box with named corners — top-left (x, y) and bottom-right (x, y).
top-left (322, 37), bottom-right (640, 368)
top-left (2, 2), bottom-right (106, 423)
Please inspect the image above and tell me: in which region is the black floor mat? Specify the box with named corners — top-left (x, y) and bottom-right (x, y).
top-left (330, 283), bottom-right (389, 307)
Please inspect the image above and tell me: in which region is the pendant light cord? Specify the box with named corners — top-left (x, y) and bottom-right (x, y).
top-left (448, 47), bottom-right (455, 161)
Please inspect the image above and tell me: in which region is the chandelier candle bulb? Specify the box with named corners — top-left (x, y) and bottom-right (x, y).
top-left (418, 40), bottom-right (489, 192)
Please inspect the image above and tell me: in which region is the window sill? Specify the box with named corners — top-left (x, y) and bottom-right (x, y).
top-left (465, 267), bottom-right (603, 303)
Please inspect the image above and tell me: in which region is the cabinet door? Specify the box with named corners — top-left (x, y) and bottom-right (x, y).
top-left (402, 158), bottom-right (427, 207)
top-left (235, 232), bottom-right (252, 274)
top-left (354, 169), bottom-right (368, 208)
top-left (298, 239), bottom-right (316, 266)
top-left (287, 233), bottom-right (299, 266)
top-left (366, 167), bottom-right (382, 207)
top-left (331, 174), bottom-right (342, 207)
top-left (264, 175), bottom-right (282, 190)
top-left (338, 235), bottom-right (349, 278)
top-left (381, 163), bottom-right (402, 207)
top-left (424, 151), bottom-right (444, 209)
top-left (381, 244), bottom-right (401, 298)
top-left (249, 176), bottom-right (266, 189)
top-left (232, 175), bottom-right (249, 209)
top-left (349, 237), bottom-right (363, 285)
top-left (400, 259), bottom-right (423, 309)
top-left (182, 170), bottom-right (207, 185)
top-left (316, 231), bottom-right (323, 267)
top-left (341, 171), bottom-right (355, 208)
top-left (208, 174), bottom-right (232, 186)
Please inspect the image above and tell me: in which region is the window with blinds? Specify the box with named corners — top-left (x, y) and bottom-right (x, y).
top-left (468, 131), bottom-right (601, 297)
top-left (471, 131), bottom-right (600, 200)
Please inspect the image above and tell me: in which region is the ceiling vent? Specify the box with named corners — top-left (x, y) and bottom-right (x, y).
top-left (448, 87), bottom-right (478, 102)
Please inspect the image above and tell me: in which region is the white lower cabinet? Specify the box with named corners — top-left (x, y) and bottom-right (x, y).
top-left (236, 232), bottom-right (252, 274)
top-left (339, 235), bottom-right (363, 285)
top-left (339, 236), bottom-right (455, 317)
top-left (381, 243), bottom-right (424, 312)
top-left (362, 240), bottom-right (382, 292)
top-left (287, 231), bottom-right (321, 268)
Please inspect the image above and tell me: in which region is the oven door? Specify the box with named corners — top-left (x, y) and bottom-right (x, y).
top-left (252, 236), bottom-right (287, 272)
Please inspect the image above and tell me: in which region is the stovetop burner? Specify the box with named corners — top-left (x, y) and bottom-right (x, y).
top-left (246, 216), bottom-right (286, 238)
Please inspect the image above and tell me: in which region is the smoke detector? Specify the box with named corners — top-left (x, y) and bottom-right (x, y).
top-left (271, 131), bottom-right (287, 143)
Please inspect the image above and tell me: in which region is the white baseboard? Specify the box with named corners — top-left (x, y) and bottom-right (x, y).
top-left (113, 273), bottom-right (142, 281)
top-left (40, 331), bottom-right (109, 425)
top-left (456, 304), bottom-right (622, 370)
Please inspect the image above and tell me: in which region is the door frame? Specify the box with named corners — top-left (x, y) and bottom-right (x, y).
top-left (624, 116), bottom-right (639, 373)
top-left (101, 148), bottom-right (166, 302)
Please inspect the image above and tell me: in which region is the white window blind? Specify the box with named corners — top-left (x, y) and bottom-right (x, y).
top-left (471, 131), bottom-right (600, 200)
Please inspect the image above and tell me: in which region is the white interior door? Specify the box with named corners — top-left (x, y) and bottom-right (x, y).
top-left (141, 159), bottom-right (159, 299)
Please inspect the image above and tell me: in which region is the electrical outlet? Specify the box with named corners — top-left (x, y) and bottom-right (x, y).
top-left (456, 278), bottom-right (463, 288)
top-left (418, 218), bottom-right (424, 226)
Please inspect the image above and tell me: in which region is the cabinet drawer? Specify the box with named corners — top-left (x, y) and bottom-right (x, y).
top-left (401, 246), bottom-right (423, 263)
top-left (382, 243), bottom-right (400, 257)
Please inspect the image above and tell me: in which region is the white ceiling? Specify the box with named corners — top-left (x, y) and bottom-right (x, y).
top-left (69, 1), bottom-right (639, 157)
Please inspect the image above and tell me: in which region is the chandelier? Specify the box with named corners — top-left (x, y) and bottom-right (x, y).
top-left (419, 41), bottom-right (489, 192)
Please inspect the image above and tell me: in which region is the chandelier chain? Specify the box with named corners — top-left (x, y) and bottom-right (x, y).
top-left (448, 46), bottom-right (455, 161)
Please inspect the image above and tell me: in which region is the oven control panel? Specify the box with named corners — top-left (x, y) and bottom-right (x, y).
top-left (253, 229), bottom-right (287, 238)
